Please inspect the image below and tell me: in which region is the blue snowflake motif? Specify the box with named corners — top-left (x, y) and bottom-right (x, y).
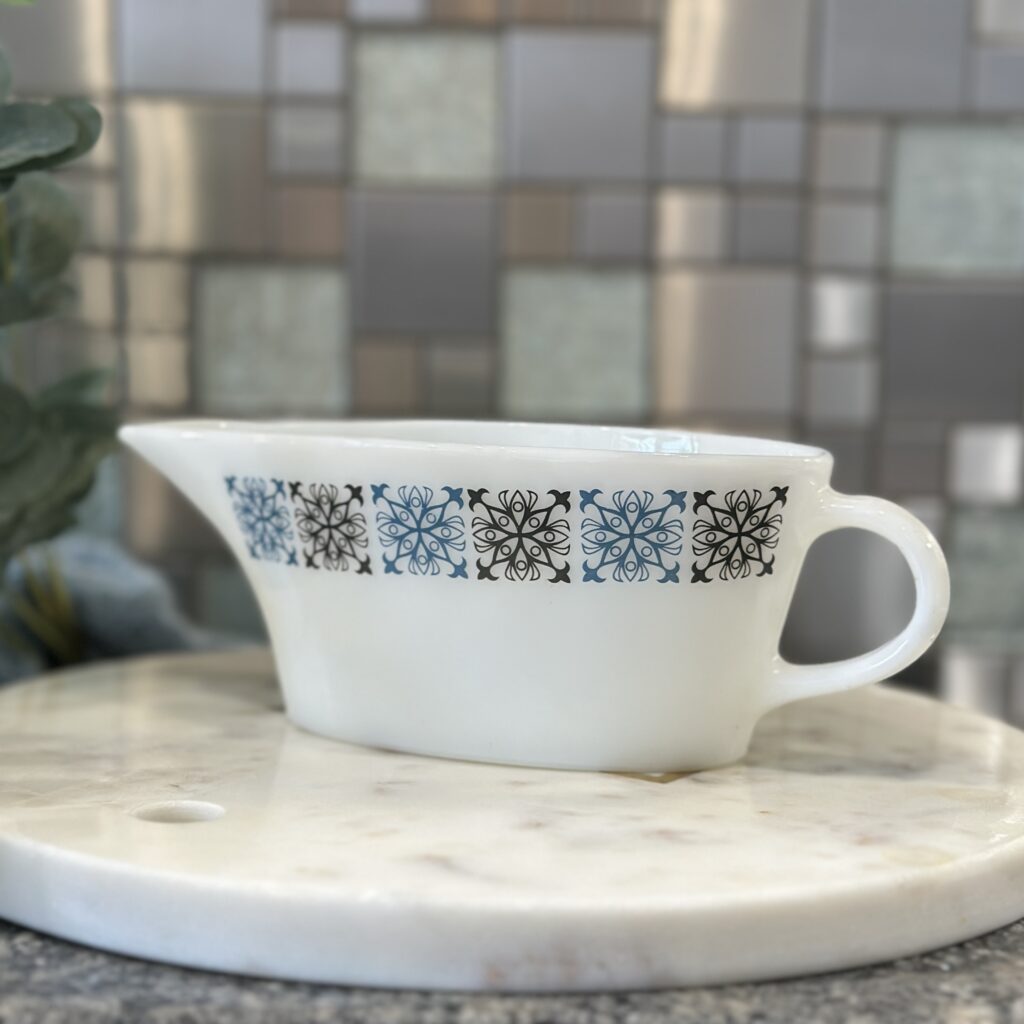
top-left (225, 476), bottom-right (297, 565)
top-left (580, 489), bottom-right (686, 583)
top-left (371, 484), bottom-right (468, 578)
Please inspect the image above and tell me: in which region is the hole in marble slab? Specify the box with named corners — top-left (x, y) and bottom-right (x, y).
top-left (132, 800), bottom-right (225, 823)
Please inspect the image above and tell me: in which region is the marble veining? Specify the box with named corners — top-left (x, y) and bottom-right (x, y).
top-left (1, 650), bottom-right (1023, 990)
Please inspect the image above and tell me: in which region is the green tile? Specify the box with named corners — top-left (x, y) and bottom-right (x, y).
top-left (198, 266), bottom-right (349, 415)
top-left (501, 269), bottom-right (648, 419)
top-left (354, 33), bottom-right (498, 182)
top-left (891, 127), bottom-right (1024, 274)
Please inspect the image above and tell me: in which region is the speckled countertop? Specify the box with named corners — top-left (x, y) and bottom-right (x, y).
top-left (2, 918), bottom-right (1024, 1024)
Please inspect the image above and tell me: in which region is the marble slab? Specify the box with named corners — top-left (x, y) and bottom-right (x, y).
top-left (1, 650), bottom-right (1024, 992)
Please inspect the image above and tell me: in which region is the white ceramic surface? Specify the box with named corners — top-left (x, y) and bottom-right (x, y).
top-left (1, 651), bottom-right (1023, 992)
top-left (118, 420), bottom-right (951, 772)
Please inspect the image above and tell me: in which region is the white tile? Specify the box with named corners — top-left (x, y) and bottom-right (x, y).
top-left (809, 276), bottom-right (876, 351)
top-left (977, 0), bottom-right (1024, 40)
top-left (273, 22), bottom-right (346, 96)
top-left (950, 424), bottom-right (1024, 504)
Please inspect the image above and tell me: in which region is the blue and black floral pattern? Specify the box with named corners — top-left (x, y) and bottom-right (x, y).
top-left (225, 476), bottom-right (297, 565)
top-left (372, 484), bottom-right (468, 578)
top-left (579, 489), bottom-right (686, 583)
top-left (290, 481), bottom-right (371, 573)
top-left (691, 487), bottom-right (788, 583)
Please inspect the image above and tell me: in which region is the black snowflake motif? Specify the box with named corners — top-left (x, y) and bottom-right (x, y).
top-left (468, 488), bottom-right (571, 583)
top-left (691, 486), bottom-right (788, 583)
top-left (289, 482), bottom-right (371, 574)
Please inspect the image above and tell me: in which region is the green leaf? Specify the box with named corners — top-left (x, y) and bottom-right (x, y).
top-left (6, 99), bottom-right (102, 174)
top-left (3, 172), bottom-right (81, 284)
top-left (0, 102), bottom-right (77, 171)
top-left (0, 48), bottom-right (10, 104)
top-left (35, 367), bottom-right (113, 408)
top-left (0, 278), bottom-right (74, 326)
top-left (0, 381), bottom-right (33, 464)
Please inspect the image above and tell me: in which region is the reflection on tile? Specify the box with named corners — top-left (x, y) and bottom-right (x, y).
top-left (430, 0), bottom-right (500, 21)
top-left (656, 189), bottom-right (727, 261)
top-left (119, 0), bottom-right (264, 94)
top-left (504, 31), bottom-right (653, 180)
top-left (878, 422), bottom-right (946, 496)
top-left (661, 0), bottom-right (810, 108)
top-left (733, 196), bottom-right (801, 263)
top-left (810, 200), bottom-right (880, 269)
top-left (355, 33), bottom-right (497, 182)
top-left (272, 185), bottom-right (345, 258)
top-left (809, 276), bottom-right (875, 352)
top-left (813, 120), bottom-right (885, 192)
top-left (503, 190), bottom-right (574, 260)
top-left (427, 341), bottom-right (494, 416)
top-left (351, 191), bottom-right (495, 333)
top-left (126, 460), bottom-right (222, 558)
top-left (939, 647), bottom-right (1008, 719)
top-left (800, 429), bottom-right (869, 492)
top-left (195, 563), bottom-right (266, 639)
top-left (817, 0), bottom-right (968, 112)
top-left (806, 357), bottom-right (877, 425)
top-left (0, 0), bottom-right (111, 94)
top-left (127, 334), bottom-right (190, 409)
top-left (72, 254), bottom-right (116, 329)
top-left (733, 117), bottom-right (805, 184)
top-left (125, 259), bottom-right (189, 332)
top-left (950, 424), bottom-right (1024, 505)
top-left (973, 48), bottom-right (1024, 111)
top-left (891, 127), bottom-right (1024, 274)
top-left (123, 102), bottom-right (268, 252)
top-left (352, 339), bottom-right (422, 415)
top-left (198, 266), bottom-right (349, 414)
top-left (501, 269), bottom-right (648, 419)
top-left (269, 105), bottom-right (346, 177)
top-left (272, 21), bottom-right (346, 96)
top-left (976, 0), bottom-right (1024, 40)
top-left (948, 509), bottom-right (1024, 636)
top-left (60, 175), bottom-right (118, 249)
top-left (656, 269), bottom-right (798, 416)
top-left (576, 190), bottom-right (648, 262)
top-left (884, 286), bottom-right (1024, 420)
top-left (659, 115), bottom-right (727, 182)
top-left (350, 0), bottom-right (425, 18)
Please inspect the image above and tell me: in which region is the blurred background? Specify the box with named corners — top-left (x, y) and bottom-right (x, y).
top-left (0, 0), bottom-right (1022, 717)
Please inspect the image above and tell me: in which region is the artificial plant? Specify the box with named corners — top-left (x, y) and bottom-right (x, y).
top-left (0, 33), bottom-right (118, 663)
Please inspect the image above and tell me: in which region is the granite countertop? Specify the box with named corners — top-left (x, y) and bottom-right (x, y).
top-left (3, 918), bottom-right (1024, 1024)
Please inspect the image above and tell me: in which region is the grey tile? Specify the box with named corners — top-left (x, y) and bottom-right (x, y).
top-left (661, 0), bottom-right (811, 108)
top-left (817, 0), bottom-right (969, 112)
top-left (891, 127), bottom-right (1024, 275)
top-left (351, 191), bottom-right (496, 333)
top-left (195, 564), bottom-right (266, 640)
top-left (198, 266), bottom-right (349, 415)
top-left (800, 429), bottom-right (870, 493)
top-left (431, 0), bottom-right (501, 22)
top-left (503, 190), bottom-right (574, 260)
top-left (59, 175), bottom-right (118, 249)
top-left (805, 356), bottom-right (877, 425)
top-left (75, 453), bottom-right (124, 541)
top-left (126, 460), bottom-right (223, 559)
top-left (269, 105), bottom-right (345, 177)
top-left (272, 21), bottom-right (346, 97)
top-left (427, 342), bottom-right (495, 416)
top-left (125, 259), bottom-right (190, 332)
top-left (974, 47), bottom-right (1024, 111)
top-left (0, 0), bottom-right (112, 94)
top-left (809, 275), bottom-right (876, 352)
top-left (504, 31), bottom-right (653, 181)
top-left (884, 286), bottom-right (1024, 420)
top-left (119, 0), bottom-right (264, 95)
top-left (949, 424), bottom-right (1023, 504)
top-left (349, 0), bottom-right (426, 19)
top-left (352, 339), bottom-right (423, 415)
top-left (810, 200), bottom-right (881, 269)
top-left (575, 190), bottom-right (648, 262)
top-left (123, 102), bottom-right (268, 253)
top-left (656, 189), bottom-right (727, 261)
top-left (733, 195), bottom-right (802, 263)
top-left (878, 422), bottom-right (946, 497)
top-left (940, 647), bottom-right (1009, 718)
top-left (813, 120), bottom-right (885, 192)
top-left (501, 269), bottom-right (648, 420)
top-left (658, 116), bottom-right (727, 182)
top-left (733, 117), bottom-right (805, 185)
top-left (948, 509), bottom-right (1024, 635)
top-left (355, 33), bottom-right (498, 183)
top-left (976, 0), bottom-right (1024, 40)
top-left (656, 269), bottom-right (798, 417)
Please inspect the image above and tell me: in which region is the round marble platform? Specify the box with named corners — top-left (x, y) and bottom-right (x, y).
top-left (1, 651), bottom-right (1024, 992)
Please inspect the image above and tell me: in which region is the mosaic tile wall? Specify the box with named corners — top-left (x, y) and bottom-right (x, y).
top-left (3, 0), bottom-right (1024, 710)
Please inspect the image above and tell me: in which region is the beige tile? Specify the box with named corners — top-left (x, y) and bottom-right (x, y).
top-left (576, 0), bottom-right (661, 22)
top-left (127, 335), bottom-right (190, 410)
top-left (126, 459), bottom-right (222, 559)
top-left (125, 259), bottom-right (190, 333)
top-left (72, 254), bottom-right (117, 329)
top-left (430, 0), bottom-right (500, 21)
top-left (352, 339), bottom-right (423, 414)
top-left (59, 175), bottom-right (118, 249)
top-left (656, 189), bottom-right (727, 261)
top-left (503, 190), bottom-right (574, 260)
top-left (427, 341), bottom-right (494, 415)
top-left (272, 185), bottom-right (345, 258)
top-left (508, 0), bottom-right (574, 20)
